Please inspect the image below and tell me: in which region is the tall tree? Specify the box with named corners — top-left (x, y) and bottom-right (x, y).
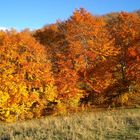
top-left (0, 31), bottom-right (57, 121)
top-left (107, 12), bottom-right (140, 83)
top-left (65, 8), bottom-right (118, 93)
top-left (34, 23), bottom-right (83, 110)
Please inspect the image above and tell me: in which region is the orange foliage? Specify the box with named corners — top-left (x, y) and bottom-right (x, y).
top-left (107, 12), bottom-right (140, 82)
top-left (0, 9), bottom-right (140, 122)
top-left (65, 8), bottom-right (118, 93)
top-left (0, 31), bottom-right (57, 121)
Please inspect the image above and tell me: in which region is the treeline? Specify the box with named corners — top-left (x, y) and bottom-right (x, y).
top-left (0, 8), bottom-right (140, 122)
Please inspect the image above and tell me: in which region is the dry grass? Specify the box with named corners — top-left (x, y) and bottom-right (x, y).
top-left (0, 108), bottom-right (140, 140)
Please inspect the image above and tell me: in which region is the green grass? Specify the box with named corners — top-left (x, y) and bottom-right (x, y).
top-left (0, 108), bottom-right (140, 140)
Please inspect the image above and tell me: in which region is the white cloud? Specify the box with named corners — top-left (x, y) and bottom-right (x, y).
top-left (0, 27), bottom-right (8, 31)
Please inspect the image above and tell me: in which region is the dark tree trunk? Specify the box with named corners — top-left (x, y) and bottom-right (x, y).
top-left (120, 45), bottom-right (128, 83)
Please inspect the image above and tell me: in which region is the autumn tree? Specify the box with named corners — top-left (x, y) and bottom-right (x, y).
top-left (64, 8), bottom-right (118, 95)
top-left (0, 30), bottom-right (57, 121)
top-left (107, 12), bottom-right (140, 84)
top-left (34, 23), bottom-right (83, 111)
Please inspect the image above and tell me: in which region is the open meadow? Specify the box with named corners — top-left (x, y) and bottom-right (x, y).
top-left (0, 108), bottom-right (140, 140)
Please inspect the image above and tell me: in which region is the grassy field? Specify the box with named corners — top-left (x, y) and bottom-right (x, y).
top-left (0, 108), bottom-right (140, 140)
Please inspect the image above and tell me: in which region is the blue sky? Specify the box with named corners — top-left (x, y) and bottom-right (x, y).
top-left (0, 0), bottom-right (140, 30)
